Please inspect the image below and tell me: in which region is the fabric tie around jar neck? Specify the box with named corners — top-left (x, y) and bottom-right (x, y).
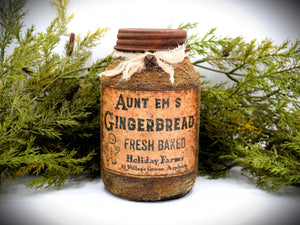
top-left (99, 44), bottom-right (188, 84)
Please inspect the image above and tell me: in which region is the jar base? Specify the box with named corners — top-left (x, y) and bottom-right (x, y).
top-left (101, 170), bottom-right (197, 202)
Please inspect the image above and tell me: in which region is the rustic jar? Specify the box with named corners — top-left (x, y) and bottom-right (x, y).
top-left (100, 28), bottom-right (201, 201)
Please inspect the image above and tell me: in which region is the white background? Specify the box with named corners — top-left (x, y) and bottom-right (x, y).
top-left (22, 0), bottom-right (300, 62)
top-left (0, 0), bottom-right (299, 225)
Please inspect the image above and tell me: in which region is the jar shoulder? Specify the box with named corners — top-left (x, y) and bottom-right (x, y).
top-left (101, 57), bottom-right (200, 90)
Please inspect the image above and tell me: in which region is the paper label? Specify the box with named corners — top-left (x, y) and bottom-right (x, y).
top-left (101, 87), bottom-right (198, 177)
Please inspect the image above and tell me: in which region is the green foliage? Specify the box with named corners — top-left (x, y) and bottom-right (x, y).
top-left (177, 22), bottom-right (300, 191)
top-left (0, 0), bottom-right (110, 192)
top-left (0, 2), bottom-right (299, 193)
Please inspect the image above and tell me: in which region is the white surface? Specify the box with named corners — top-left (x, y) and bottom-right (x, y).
top-left (0, 167), bottom-right (299, 225)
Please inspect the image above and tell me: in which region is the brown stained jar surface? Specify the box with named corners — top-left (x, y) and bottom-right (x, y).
top-left (100, 28), bottom-right (201, 201)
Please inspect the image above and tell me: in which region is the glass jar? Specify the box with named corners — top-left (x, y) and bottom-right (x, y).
top-left (100, 28), bottom-right (201, 201)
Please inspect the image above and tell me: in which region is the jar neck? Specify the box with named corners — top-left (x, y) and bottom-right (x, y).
top-left (100, 44), bottom-right (189, 84)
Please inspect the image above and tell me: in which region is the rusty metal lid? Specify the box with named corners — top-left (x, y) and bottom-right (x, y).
top-left (114, 28), bottom-right (188, 52)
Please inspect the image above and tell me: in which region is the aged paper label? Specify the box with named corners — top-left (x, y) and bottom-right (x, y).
top-left (101, 87), bottom-right (198, 177)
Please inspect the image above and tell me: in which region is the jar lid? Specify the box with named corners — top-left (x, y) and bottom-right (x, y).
top-left (114, 28), bottom-right (188, 52)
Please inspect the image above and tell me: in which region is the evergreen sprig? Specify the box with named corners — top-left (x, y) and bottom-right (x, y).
top-left (0, 0), bottom-right (110, 192)
top-left (0, 2), bottom-right (299, 193)
top-left (178, 22), bottom-right (300, 191)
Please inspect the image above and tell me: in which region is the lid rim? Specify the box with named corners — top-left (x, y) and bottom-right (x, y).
top-left (114, 28), bottom-right (187, 52)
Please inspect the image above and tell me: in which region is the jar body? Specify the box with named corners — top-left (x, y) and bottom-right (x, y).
top-left (100, 57), bottom-right (200, 201)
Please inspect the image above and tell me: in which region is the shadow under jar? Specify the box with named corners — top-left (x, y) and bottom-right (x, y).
top-left (100, 28), bottom-right (201, 201)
